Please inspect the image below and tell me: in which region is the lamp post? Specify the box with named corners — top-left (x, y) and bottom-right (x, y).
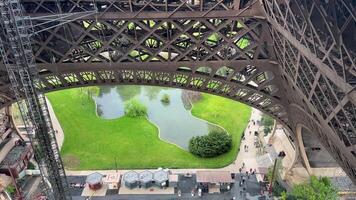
top-left (115, 157), bottom-right (118, 173)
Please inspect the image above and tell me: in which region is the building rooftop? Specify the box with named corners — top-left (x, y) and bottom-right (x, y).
top-left (104, 173), bottom-right (120, 183)
top-left (86, 172), bottom-right (103, 185)
top-left (196, 171), bottom-right (233, 183)
top-left (139, 171), bottom-right (153, 183)
top-left (123, 171), bottom-right (139, 184)
top-left (153, 170), bottom-right (168, 183)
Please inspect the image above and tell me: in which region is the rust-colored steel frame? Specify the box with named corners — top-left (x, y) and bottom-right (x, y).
top-left (263, 0), bottom-right (356, 183)
top-left (0, 0), bottom-right (355, 185)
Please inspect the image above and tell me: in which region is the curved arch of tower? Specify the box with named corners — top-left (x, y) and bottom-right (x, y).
top-left (0, 0), bottom-right (355, 197)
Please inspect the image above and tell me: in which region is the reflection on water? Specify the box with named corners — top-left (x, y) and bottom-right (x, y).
top-left (94, 85), bottom-right (224, 150)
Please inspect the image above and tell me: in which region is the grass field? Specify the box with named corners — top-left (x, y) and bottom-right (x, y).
top-left (47, 88), bottom-right (251, 170)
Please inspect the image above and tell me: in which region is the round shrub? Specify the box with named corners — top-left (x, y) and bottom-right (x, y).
top-left (188, 130), bottom-right (232, 158)
top-left (160, 94), bottom-right (170, 104)
top-left (124, 99), bottom-right (147, 117)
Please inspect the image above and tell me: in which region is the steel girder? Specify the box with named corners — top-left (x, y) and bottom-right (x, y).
top-left (263, 0), bottom-right (356, 183)
top-left (0, 0), bottom-right (355, 185)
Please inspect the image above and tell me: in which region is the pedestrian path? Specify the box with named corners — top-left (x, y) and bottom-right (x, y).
top-left (46, 97), bottom-right (64, 149)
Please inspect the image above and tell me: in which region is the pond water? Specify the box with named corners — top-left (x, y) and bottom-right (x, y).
top-left (93, 85), bottom-right (225, 150)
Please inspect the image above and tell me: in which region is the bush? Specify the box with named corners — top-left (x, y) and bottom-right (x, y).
top-left (124, 99), bottom-right (147, 117)
top-left (160, 94), bottom-right (170, 104)
top-left (261, 114), bottom-right (274, 127)
top-left (263, 126), bottom-right (272, 135)
top-left (287, 176), bottom-right (338, 200)
top-left (261, 114), bottom-right (274, 135)
top-left (273, 182), bottom-right (286, 197)
top-left (189, 130), bottom-right (232, 158)
top-left (5, 185), bottom-right (16, 195)
top-left (27, 161), bottom-right (36, 170)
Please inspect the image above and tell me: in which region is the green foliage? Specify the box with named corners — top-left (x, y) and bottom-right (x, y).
top-left (273, 182), bottom-right (287, 197)
top-left (281, 191), bottom-right (288, 200)
top-left (266, 161), bottom-right (286, 197)
top-left (236, 38), bottom-right (250, 49)
top-left (286, 176), bottom-right (338, 200)
top-left (124, 99), bottom-right (147, 118)
top-left (5, 185), bottom-right (16, 195)
top-left (27, 161), bottom-right (36, 170)
top-left (261, 114), bottom-right (274, 135)
top-left (261, 114), bottom-right (274, 127)
top-left (264, 126), bottom-right (272, 135)
top-left (189, 130), bottom-right (232, 158)
top-left (160, 94), bottom-right (170, 104)
top-left (266, 166), bottom-right (273, 182)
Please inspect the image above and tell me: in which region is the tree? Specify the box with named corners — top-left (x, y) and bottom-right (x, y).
top-left (188, 130), bottom-right (232, 158)
top-left (5, 185), bottom-right (16, 196)
top-left (261, 114), bottom-right (274, 127)
top-left (261, 114), bottom-right (274, 135)
top-left (263, 126), bottom-right (272, 135)
top-left (124, 99), bottom-right (147, 117)
top-left (27, 161), bottom-right (36, 170)
top-left (284, 176), bottom-right (338, 200)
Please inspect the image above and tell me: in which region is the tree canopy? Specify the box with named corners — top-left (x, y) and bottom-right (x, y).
top-left (261, 114), bottom-right (274, 135)
top-left (261, 114), bottom-right (274, 127)
top-left (282, 176), bottom-right (338, 200)
top-left (124, 99), bottom-right (147, 117)
top-left (189, 130), bottom-right (232, 158)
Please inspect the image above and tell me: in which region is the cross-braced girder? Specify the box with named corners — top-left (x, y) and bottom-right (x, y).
top-left (0, 0), bottom-right (355, 196)
top-left (263, 0), bottom-right (356, 183)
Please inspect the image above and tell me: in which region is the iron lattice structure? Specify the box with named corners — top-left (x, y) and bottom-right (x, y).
top-left (0, 0), bottom-right (70, 199)
top-left (0, 0), bottom-right (354, 197)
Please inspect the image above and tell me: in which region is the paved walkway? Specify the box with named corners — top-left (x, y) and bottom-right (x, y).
top-left (46, 97), bottom-right (64, 149)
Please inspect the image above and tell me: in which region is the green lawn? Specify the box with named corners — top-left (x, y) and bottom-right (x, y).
top-left (47, 88), bottom-right (251, 170)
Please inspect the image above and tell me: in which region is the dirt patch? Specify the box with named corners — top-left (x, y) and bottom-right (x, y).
top-left (62, 154), bottom-right (80, 169)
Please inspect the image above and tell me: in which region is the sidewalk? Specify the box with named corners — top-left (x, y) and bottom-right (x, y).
top-left (46, 97), bottom-right (64, 149)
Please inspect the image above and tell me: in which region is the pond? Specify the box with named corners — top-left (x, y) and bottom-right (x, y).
top-left (93, 85), bottom-right (225, 150)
